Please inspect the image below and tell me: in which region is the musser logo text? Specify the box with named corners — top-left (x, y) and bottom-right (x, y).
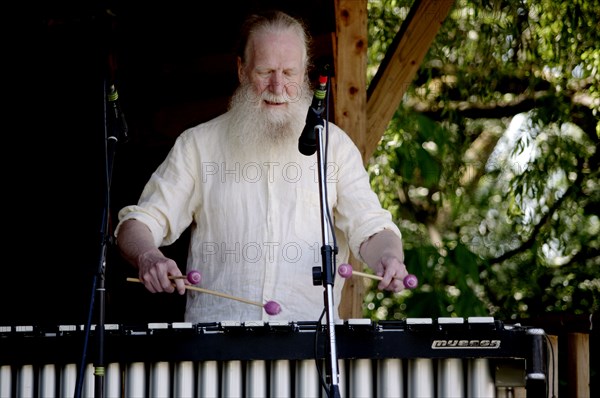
top-left (431, 339), bottom-right (501, 349)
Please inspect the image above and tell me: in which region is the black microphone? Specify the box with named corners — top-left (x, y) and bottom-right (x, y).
top-left (107, 83), bottom-right (129, 143)
top-left (298, 75), bottom-right (328, 156)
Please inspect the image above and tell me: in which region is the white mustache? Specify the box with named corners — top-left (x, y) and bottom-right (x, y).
top-left (234, 84), bottom-right (306, 106)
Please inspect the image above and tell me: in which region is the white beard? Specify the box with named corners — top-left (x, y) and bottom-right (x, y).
top-left (226, 81), bottom-right (313, 152)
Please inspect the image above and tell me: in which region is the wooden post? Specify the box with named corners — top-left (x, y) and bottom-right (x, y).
top-left (548, 334), bottom-right (559, 398)
top-left (332, 0), bottom-right (369, 319)
top-left (567, 332), bottom-right (590, 398)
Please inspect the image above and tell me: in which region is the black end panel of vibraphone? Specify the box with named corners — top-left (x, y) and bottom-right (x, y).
top-left (524, 327), bottom-right (548, 397)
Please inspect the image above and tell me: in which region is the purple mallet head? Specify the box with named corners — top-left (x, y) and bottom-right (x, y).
top-left (403, 274), bottom-right (418, 289)
top-left (187, 270), bottom-right (202, 285)
top-left (338, 263), bottom-right (353, 278)
top-left (264, 301), bottom-right (281, 316)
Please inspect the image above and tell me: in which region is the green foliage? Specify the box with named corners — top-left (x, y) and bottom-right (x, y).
top-left (364, 0), bottom-right (600, 322)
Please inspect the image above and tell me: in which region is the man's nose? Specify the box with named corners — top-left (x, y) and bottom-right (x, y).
top-left (268, 73), bottom-right (285, 96)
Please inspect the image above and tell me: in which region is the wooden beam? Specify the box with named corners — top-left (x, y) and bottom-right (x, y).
top-left (332, 0), bottom-right (368, 161)
top-left (547, 335), bottom-right (559, 398)
top-left (333, 0), bottom-right (369, 319)
top-left (567, 333), bottom-right (590, 398)
top-left (366, 0), bottom-right (454, 158)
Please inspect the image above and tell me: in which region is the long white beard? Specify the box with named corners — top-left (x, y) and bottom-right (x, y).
top-left (227, 81), bottom-right (313, 151)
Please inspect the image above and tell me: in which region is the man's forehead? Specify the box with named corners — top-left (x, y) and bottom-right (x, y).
top-left (247, 30), bottom-right (306, 64)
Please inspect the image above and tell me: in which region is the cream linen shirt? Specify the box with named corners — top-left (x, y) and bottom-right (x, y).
top-left (116, 111), bottom-right (401, 323)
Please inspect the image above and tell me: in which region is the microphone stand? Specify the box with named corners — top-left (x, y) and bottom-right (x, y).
top-left (311, 122), bottom-right (341, 397)
top-left (74, 78), bottom-right (126, 398)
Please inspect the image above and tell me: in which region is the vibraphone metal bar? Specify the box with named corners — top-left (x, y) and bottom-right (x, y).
top-left (0, 317), bottom-right (547, 397)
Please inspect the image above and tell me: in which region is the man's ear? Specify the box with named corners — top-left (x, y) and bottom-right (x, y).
top-left (237, 57), bottom-right (244, 83)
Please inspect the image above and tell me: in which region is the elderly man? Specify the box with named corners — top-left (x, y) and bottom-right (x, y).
top-left (115, 10), bottom-right (408, 323)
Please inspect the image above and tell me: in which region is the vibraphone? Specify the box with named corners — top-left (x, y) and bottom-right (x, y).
top-left (0, 317), bottom-right (547, 397)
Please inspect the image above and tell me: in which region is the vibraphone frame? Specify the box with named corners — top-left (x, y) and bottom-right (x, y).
top-left (0, 317), bottom-right (548, 397)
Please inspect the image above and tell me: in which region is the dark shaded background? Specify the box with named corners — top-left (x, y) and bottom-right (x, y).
top-left (3, 1), bottom-right (334, 327)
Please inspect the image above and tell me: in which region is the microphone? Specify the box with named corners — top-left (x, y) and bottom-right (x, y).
top-left (298, 75), bottom-right (328, 156)
top-left (107, 83), bottom-right (129, 143)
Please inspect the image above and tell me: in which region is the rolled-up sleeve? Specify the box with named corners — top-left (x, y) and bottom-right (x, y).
top-left (329, 125), bottom-right (401, 261)
top-left (115, 130), bottom-right (200, 247)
